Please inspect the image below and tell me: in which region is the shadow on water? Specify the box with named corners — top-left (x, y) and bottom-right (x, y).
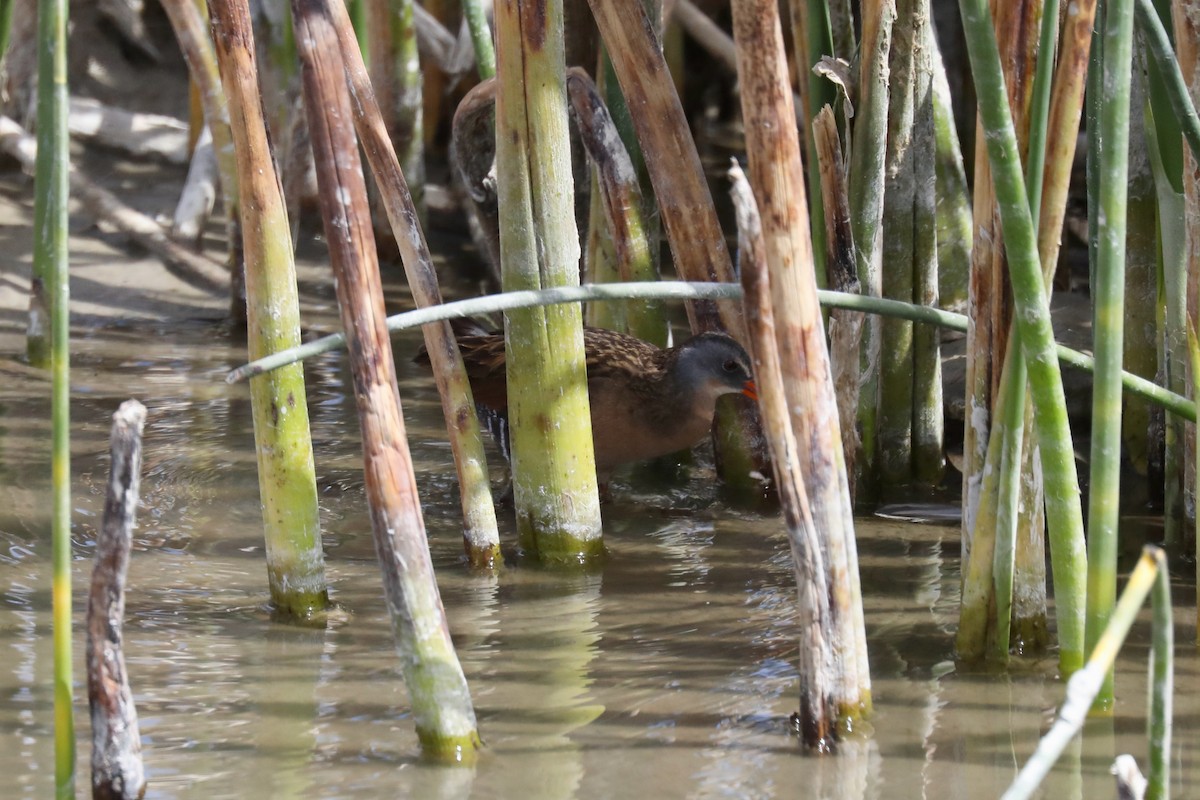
top-left (0, 283), bottom-right (1197, 799)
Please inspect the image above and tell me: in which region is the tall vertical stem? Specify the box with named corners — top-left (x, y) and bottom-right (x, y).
top-left (495, 0), bottom-right (603, 557)
top-left (33, 0), bottom-right (73, 791)
top-left (958, 0), bottom-right (1089, 674)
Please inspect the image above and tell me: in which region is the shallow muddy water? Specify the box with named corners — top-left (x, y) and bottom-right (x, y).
top-left (1, 263), bottom-right (1198, 799)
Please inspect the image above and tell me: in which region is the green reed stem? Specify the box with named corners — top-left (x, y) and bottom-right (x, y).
top-left (463, 0), bottom-right (496, 79)
top-left (0, 0), bottom-right (14, 65)
top-left (1136, 0), bottom-right (1200, 161)
top-left (988, 0), bottom-right (1058, 664)
top-left (495, 0), bottom-right (602, 560)
top-left (1148, 546), bottom-right (1173, 800)
top-left (1084, 0), bottom-right (1134, 713)
top-left (222, 283), bottom-right (1196, 425)
top-left (958, 0), bottom-right (1089, 675)
top-left (33, 0), bottom-right (73, 791)
top-left (1002, 546), bottom-right (1167, 800)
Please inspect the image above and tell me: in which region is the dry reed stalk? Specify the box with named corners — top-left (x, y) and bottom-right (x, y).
top-left (731, 0), bottom-right (868, 725)
top-left (368, 0), bottom-right (424, 219)
top-left (813, 106), bottom-right (862, 499)
top-left (962, 0), bottom-right (1042, 557)
top-left (87, 401), bottom-right (147, 800)
top-left (326, 0), bottom-right (501, 567)
top-left (730, 161), bottom-right (837, 751)
top-left (673, 0), bottom-right (738, 72)
top-left (160, 0), bottom-right (244, 320)
top-left (290, 0), bottom-right (481, 758)
top-left (585, 0), bottom-right (741, 338)
top-left (566, 67), bottom-right (665, 345)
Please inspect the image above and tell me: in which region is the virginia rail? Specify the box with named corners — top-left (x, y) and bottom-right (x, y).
top-left (416, 320), bottom-right (758, 482)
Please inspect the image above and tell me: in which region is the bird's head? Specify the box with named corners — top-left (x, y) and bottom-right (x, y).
top-left (673, 332), bottom-right (758, 404)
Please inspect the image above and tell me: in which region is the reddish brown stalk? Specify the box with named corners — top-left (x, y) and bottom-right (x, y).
top-left (585, 0), bottom-right (742, 339)
top-left (290, 0), bottom-right (480, 758)
top-left (326, 0), bottom-right (500, 567)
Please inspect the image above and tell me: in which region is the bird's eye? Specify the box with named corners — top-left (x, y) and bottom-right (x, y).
top-left (722, 359), bottom-right (740, 373)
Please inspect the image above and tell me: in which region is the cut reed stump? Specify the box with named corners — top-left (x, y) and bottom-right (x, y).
top-left (290, 0), bottom-right (481, 760)
top-left (326, 0), bottom-right (501, 567)
top-left (494, 0), bottom-right (604, 558)
top-left (88, 400), bottom-right (147, 800)
top-left (209, 0), bottom-right (329, 620)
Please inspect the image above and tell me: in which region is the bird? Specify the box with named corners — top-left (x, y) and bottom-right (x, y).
top-left (415, 320), bottom-right (758, 483)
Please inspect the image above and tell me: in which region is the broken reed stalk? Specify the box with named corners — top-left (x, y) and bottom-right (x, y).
top-left (326, 0), bottom-right (500, 566)
top-left (1084, 0), bottom-right (1135, 712)
top-left (172, 124), bottom-right (218, 242)
top-left (878, 0), bottom-right (916, 484)
top-left (1000, 547), bottom-right (1172, 800)
top-left (368, 0), bottom-right (424, 219)
top-left (813, 106), bottom-right (863, 498)
top-left (567, 67), bottom-right (665, 346)
top-left (163, 0), bottom-right (245, 322)
top-left (87, 400), bottom-right (147, 800)
top-left (730, 161), bottom-right (837, 751)
top-left (731, 0), bottom-right (868, 723)
top-left (209, 0), bottom-right (329, 620)
top-left (847, 0), bottom-right (893, 497)
top-left (34, 0), bottom-right (73, 788)
top-left (494, 0), bottom-right (603, 559)
top-left (159, 0), bottom-right (240, 248)
top-left (291, 0), bottom-right (481, 759)
top-left (959, 0), bottom-right (1089, 675)
top-left (587, 0), bottom-right (764, 498)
